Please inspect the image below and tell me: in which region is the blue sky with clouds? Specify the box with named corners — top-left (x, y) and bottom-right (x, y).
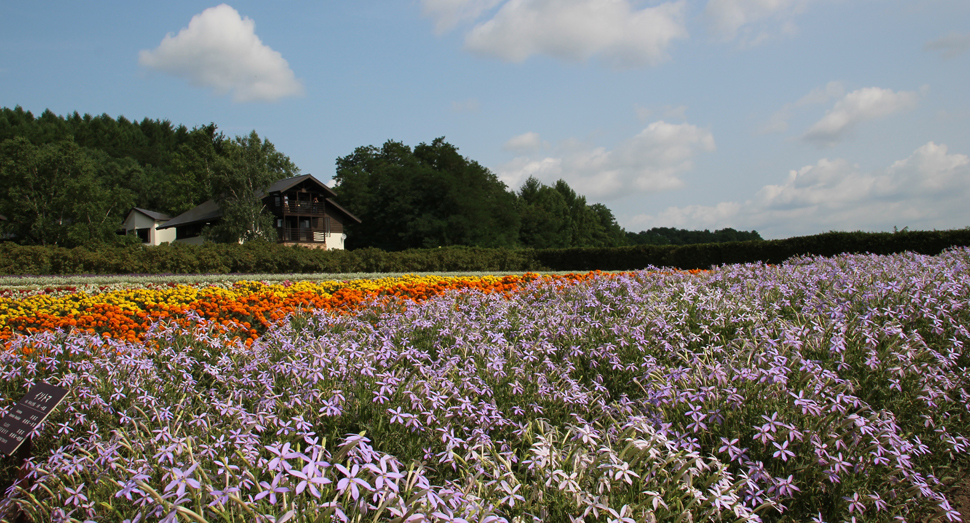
top-left (2, 0), bottom-right (968, 238)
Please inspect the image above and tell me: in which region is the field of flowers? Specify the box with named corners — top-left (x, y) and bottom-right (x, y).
top-left (0, 250), bottom-right (968, 522)
top-left (0, 273), bottom-right (613, 346)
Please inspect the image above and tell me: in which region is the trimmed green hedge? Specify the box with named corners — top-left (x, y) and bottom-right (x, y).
top-left (0, 229), bottom-right (968, 276)
top-left (535, 229), bottom-right (970, 271)
top-left (0, 242), bottom-right (544, 276)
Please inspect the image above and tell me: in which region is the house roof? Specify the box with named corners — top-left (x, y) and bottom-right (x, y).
top-left (158, 174), bottom-right (359, 229)
top-left (258, 174), bottom-right (339, 199)
top-left (127, 207), bottom-right (173, 222)
top-left (325, 198), bottom-right (361, 223)
top-left (156, 199), bottom-right (222, 230)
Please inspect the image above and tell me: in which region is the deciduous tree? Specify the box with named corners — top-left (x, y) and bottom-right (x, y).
top-left (0, 137), bottom-right (133, 246)
top-left (203, 131), bottom-right (298, 243)
top-left (334, 138), bottom-right (520, 250)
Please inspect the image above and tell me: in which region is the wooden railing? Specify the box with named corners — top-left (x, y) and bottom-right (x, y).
top-left (277, 201), bottom-right (325, 215)
top-left (277, 227), bottom-right (329, 242)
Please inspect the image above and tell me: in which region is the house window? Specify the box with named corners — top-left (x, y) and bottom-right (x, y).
top-left (275, 196), bottom-right (281, 207)
top-left (135, 228), bottom-right (150, 243)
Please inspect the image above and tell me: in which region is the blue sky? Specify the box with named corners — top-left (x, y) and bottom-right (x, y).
top-left (2, 0), bottom-right (968, 239)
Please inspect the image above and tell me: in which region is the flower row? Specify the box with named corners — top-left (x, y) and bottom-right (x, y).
top-left (0, 271), bottom-right (670, 346)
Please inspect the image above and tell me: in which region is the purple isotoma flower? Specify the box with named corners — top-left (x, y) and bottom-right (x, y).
top-left (207, 486), bottom-right (240, 508)
top-left (387, 406), bottom-right (408, 425)
top-left (366, 454), bottom-right (404, 492)
top-left (287, 465), bottom-right (330, 499)
top-left (253, 474), bottom-right (290, 505)
top-left (213, 457), bottom-right (239, 478)
top-left (754, 423), bottom-right (776, 445)
top-left (774, 475), bottom-right (800, 498)
top-left (685, 404), bottom-right (708, 433)
top-left (114, 467), bottom-right (150, 500)
top-left (761, 411), bottom-right (784, 432)
top-left (164, 463), bottom-right (201, 497)
top-left (844, 492), bottom-right (865, 514)
top-left (772, 439), bottom-right (795, 462)
top-left (869, 492), bottom-right (888, 512)
top-left (64, 482), bottom-right (88, 507)
top-left (718, 437), bottom-right (746, 462)
top-left (265, 442), bottom-right (303, 472)
top-left (431, 508), bottom-right (470, 523)
top-left (829, 452), bottom-right (851, 477)
top-left (939, 498), bottom-right (962, 522)
top-left (335, 463), bottom-right (372, 501)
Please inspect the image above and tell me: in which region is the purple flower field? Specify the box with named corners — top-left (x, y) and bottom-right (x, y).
top-left (1, 249), bottom-right (968, 522)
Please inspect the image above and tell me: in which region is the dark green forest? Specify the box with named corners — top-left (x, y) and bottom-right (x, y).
top-left (0, 106), bottom-right (761, 250)
top-left (331, 139), bottom-right (630, 250)
top-left (0, 106), bottom-right (298, 246)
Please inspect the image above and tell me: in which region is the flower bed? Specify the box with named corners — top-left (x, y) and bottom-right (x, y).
top-left (0, 252), bottom-right (967, 522)
top-left (0, 272), bottom-right (639, 346)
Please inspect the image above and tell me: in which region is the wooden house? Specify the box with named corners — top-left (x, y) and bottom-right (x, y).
top-left (158, 174), bottom-right (360, 249)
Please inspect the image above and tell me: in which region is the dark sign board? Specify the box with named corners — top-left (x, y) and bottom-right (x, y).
top-left (0, 382), bottom-right (68, 456)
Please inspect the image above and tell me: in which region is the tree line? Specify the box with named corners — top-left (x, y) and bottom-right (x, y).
top-left (331, 138), bottom-right (629, 250)
top-left (626, 227), bottom-right (762, 246)
top-left (0, 106), bottom-right (296, 246)
top-left (0, 106), bottom-right (760, 250)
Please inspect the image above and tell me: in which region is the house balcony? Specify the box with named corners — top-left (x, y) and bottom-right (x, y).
top-left (277, 227), bottom-right (330, 243)
top-left (276, 201), bottom-right (326, 215)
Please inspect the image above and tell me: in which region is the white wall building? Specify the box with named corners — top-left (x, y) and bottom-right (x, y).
top-left (121, 208), bottom-right (176, 246)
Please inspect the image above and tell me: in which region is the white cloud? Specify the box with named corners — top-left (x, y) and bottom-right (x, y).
top-left (925, 32), bottom-right (970, 58)
top-left (421, 0), bottom-right (504, 33)
top-left (759, 81), bottom-right (844, 134)
top-left (628, 201), bottom-right (742, 231)
top-left (496, 120), bottom-right (715, 198)
top-left (139, 4), bottom-right (303, 102)
top-left (463, 0), bottom-right (689, 68)
top-left (704, 0), bottom-right (810, 45)
top-left (503, 131), bottom-right (544, 153)
top-left (628, 142), bottom-right (970, 238)
top-left (802, 87), bottom-right (919, 146)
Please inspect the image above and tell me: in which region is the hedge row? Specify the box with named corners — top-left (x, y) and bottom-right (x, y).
top-left (0, 243), bottom-right (544, 276)
top-left (535, 229), bottom-right (970, 271)
top-left (0, 229), bottom-right (968, 276)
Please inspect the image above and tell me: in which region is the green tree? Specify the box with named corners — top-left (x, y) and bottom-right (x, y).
top-left (0, 137), bottom-right (133, 246)
top-left (588, 202), bottom-right (627, 247)
top-left (334, 138), bottom-right (520, 250)
top-left (0, 107), bottom-right (308, 243)
top-left (516, 176), bottom-right (572, 249)
top-left (1, 107), bottom-right (233, 217)
top-left (162, 124), bottom-right (221, 216)
top-left (203, 131), bottom-right (299, 243)
top-left (516, 177), bottom-right (627, 248)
